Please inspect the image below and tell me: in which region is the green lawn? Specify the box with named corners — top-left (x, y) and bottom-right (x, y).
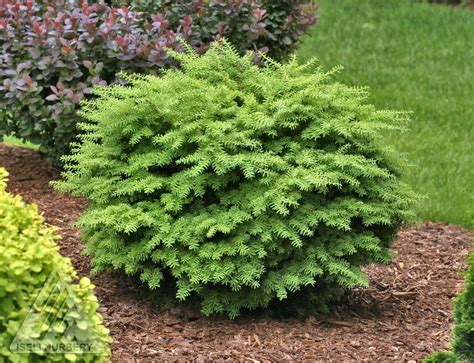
top-left (298, 0), bottom-right (473, 228)
top-left (2, 135), bottom-right (38, 150)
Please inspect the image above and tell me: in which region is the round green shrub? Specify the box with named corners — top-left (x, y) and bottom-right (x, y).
top-left (425, 248), bottom-right (473, 363)
top-left (56, 41), bottom-right (417, 318)
top-left (452, 249), bottom-right (473, 361)
top-left (0, 168), bottom-right (111, 362)
top-left (424, 351), bottom-right (459, 363)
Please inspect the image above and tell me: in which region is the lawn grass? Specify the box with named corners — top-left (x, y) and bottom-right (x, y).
top-left (2, 135), bottom-right (39, 150)
top-left (298, 0), bottom-right (473, 228)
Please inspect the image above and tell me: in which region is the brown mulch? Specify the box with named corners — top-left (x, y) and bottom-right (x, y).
top-left (1, 143), bottom-right (472, 362)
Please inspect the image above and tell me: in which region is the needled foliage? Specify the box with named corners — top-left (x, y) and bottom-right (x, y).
top-left (56, 41), bottom-right (416, 318)
top-left (452, 249), bottom-right (474, 361)
top-left (453, 251), bottom-right (474, 362)
top-left (424, 352), bottom-right (458, 363)
top-left (424, 249), bottom-right (474, 363)
top-left (0, 168), bottom-right (111, 362)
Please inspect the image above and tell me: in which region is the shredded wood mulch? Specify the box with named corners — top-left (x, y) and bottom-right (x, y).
top-left (1, 143), bottom-right (472, 362)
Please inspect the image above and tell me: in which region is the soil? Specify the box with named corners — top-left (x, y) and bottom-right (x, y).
top-left (1, 143), bottom-right (472, 362)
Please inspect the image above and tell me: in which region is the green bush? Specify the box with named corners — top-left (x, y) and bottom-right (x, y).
top-left (424, 351), bottom-right (458, 363)
top-left (56, 41), bottom-right (417, 318)
top-left (0, 168), bottom-right (111, 362)
top-left (452, 249), bottom-right (474, 361)
top-left (425, 249), bottom-right (474, 363)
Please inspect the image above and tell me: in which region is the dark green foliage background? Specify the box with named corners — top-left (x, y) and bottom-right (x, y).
top-left (424, 249), bottom-right (474, 362)
top-left (56, 42), bottom-right (416, 317)
top-left (451, 250), bottom-right (474, 361)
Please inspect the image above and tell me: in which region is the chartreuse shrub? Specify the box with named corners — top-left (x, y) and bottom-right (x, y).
top-left (0, 168), bottom-right (111, 362)
top-left (55, 41), bottom-right (417, 318)
top-left (425, 249), bottom-right (474, 363)
top-left (0, 0), bottom-right (317, 163)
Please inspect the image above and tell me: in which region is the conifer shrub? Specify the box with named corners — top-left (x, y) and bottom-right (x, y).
top-left (0, 168), bottom-right (111, 362)
top-left (56, 41), bottom-right (417, 318)
top-left (0, 0), bottom-right (317, 163)
top-left (452, 249), bottom-right (474, 360)
top-left (424, 351), bottom-right (458, 363)
top-left (425, 249), bottom-right (474, 363)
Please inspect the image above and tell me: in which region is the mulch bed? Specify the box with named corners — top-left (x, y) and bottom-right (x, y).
top-left (1, 143), bottom-right (472, 362)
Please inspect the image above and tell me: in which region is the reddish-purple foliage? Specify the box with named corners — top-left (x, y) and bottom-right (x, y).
top-left (0, 0), bottom-right (317, 162)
